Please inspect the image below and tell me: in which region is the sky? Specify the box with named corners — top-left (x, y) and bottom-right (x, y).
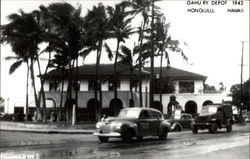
top-left (0, 0), bottom-right (249, 108)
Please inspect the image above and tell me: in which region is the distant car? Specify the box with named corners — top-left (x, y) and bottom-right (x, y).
top-left (93, 107), bottom-right (171, 142)
top-left (192, 103), bottom-right (234, 134)
top-left (167, 113), bottom-right (194, 132)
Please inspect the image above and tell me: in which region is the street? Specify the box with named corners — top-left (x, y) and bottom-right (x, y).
top-left (0, 123), bottom-right (249, 159)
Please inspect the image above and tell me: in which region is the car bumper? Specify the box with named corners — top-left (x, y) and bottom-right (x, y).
top-left (193, 123), bottom-right (211, 129)
top-left (93, 132), bottom-right (121, 138)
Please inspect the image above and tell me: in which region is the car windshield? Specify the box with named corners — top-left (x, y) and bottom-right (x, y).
top-left (201, 106), bottom-right (217, 114)
top-left (118, 109), bottom-right (140, 118)
top-left (169, 114), bottom-right (181, 119)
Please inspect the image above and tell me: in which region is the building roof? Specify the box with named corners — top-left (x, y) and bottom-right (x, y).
top-left (145, 67), bottom-right (207, 81)
top-left (41, 64), bottom-right (207, 81)
top-left (40, 64), bottom-right (149, 80)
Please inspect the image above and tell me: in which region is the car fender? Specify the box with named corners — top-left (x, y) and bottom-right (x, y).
top-left (159, 120), bottom-right (171, 133)
top-left (171, 122), bottom-right (183, 131)
top-left (120, 121), bottom-right (139, 136)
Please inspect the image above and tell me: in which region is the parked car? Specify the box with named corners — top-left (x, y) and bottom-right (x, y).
top-left (167, 113), bottom-right (194, 131)
top-left (192, 103), bottom-right (233, 134)
top-left (93, 107), bottom-right (171, 142)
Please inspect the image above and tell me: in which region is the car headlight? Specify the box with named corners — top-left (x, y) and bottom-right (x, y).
top-left (96, 122), bottom-right (102, 129)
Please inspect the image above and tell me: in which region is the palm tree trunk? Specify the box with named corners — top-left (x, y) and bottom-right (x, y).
top-left (94, 41), bottom-right (102, 122)
top-left (159, 51), bottom-right (163, 112)
top-left (36, 53), bottom-right (47, 122)
top-left (138, 22), bottom-right (145, 107)
top-left (97, 40), bottom-right (103, 121)
top-left (150, 0), bottom-right (155, 108)
top-left (74, 58), bottom-right (79, 123)
top-left (30, 61), bottom-right (40, 120)
top-left (130, 68), bottom-right (134, 107)
top-left (114, 40), bottom-right (120, 115)
top-left (25, 63), bottom-right (30, 121)
top-left (59, 75), bottom-right (64, 121)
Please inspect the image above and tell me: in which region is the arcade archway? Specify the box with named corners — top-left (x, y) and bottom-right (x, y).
top-left (185, 100), bottom-right (197, 116)
top-left (110, 98), bottom-right (123, 116)
top-left (87, 98), bottom-right (100, 121)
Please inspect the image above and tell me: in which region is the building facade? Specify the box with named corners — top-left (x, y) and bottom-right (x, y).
top-left (4, 64), bottom-right (229, 121)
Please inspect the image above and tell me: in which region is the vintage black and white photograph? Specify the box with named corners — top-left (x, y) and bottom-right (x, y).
top-left (0, 0), bottom-right (249, 158)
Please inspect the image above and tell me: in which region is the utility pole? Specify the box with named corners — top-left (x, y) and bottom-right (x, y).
top-left (240, 41), bottom-right (244, 100)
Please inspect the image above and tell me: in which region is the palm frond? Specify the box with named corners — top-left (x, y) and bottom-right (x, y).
top-left (104, 43), bottom-right (113, 60)
top-left (4, 56), bottom-right (20, 61)
top-left (9, 60), bottom-right (23, 74)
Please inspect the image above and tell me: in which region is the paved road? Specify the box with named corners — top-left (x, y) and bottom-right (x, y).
top-left (0, 123), bottom-right (249, 159)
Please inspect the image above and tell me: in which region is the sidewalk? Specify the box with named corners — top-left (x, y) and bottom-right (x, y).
top-left (0, 121), bottom-right (95, 134)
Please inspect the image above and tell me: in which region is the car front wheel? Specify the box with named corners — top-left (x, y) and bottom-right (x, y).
top-left (159, 128), bottom-right (168, 140)
top-left (192, 126), bottom-right (198, 134)
top-left (98, 136), bottom-right (109, 143)
top-left (122, 129), bottom-right (134, 142)
top-left (209, 123), bottom-right (217, 133)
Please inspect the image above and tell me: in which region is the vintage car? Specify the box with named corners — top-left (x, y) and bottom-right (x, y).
top-left (192, 103), bottom-right (234, 134)
top-left (93, 107), bottom-right (171, 142)
top-left (167, 113), bottom-right (194, 131)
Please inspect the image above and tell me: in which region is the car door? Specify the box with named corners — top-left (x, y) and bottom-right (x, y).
top-left (138, 110), bottom-right (151, 136)
top-left (150, 111), bottom-right (162, 135)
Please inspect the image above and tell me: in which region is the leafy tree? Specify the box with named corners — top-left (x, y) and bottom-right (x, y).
top-left (230, 79), bottom-right (249, 111)
top-left (203, 83), bottom-right (218, 93)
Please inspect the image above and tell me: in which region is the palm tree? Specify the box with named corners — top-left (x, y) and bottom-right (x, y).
top-left (106, 2), bottom-right (134, 113)
top-left (39, 3), bottom-right (85, 123)
top-left (84, 3), bottom-right (112, 121)
top-left (154, 17), bottom-right (187, 106)
top-left (0, 10), bottom-right (45, 121)
top-left (4, 56), bottom-right (30, 121)
top-left (124, 0), bottom-right (151, 107)
top-left (119, 45), bottom-right (137, 107)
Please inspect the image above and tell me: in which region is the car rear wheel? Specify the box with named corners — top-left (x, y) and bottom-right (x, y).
top-left (174, 125), bottom-right (182, 132)
top-left (209, 123), bottom-right (217, 133)
top-left (159, 128), bottom-right (168, 140)
top-left (98, 136), bottom-right (109, 143)
top-left (192, 126), bottom-right (198, 134)
top-left (122, 129), bottom-right (134, 142)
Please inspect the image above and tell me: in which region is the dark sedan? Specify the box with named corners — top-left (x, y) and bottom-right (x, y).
top-left (167, 113), bottom-right (194, 131)
top-left (93, 107), bottom-right (171, 142)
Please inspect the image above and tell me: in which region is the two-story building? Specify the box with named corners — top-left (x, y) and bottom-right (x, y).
top-left (38, 64), bottom-right (226, 121)
top-left (5, 63), bottom-right (228, 121)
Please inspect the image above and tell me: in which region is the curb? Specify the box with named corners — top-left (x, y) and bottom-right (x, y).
top-left (0, 128), bottom-right (94, 134)
top-left (0, 121), bottom-right (95, 134)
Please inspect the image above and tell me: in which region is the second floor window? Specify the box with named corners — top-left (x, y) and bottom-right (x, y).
top-left (179, 81), bottom-right (194, 93)
top-left (88, 80), bottom-right (95, 91)
top-left (49, 80), bottom-right (60, 91)
top-left (109, 80), bottom-right (120, 91)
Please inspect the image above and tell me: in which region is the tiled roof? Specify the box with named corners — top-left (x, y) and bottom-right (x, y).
top-left (41, 64), bottom-right (207, 81)
top-left (40, 64), bottom-right (149, 80)
top-left (145, 67), bottom-right (207, 81)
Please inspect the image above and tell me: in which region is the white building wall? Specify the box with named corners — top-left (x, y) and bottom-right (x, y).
top-left (44, 81), bottom-right (50, 91)
top-left (194, 80), bottom-right (204, 94)
top-left (102, 81), bottom-right (109, 91)
top-left (80, 80), bottom-right (88, 91)
top-left (120, 80), bottom-right (130, 91)
top-left (156, 93), bottom-right (228, 115)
